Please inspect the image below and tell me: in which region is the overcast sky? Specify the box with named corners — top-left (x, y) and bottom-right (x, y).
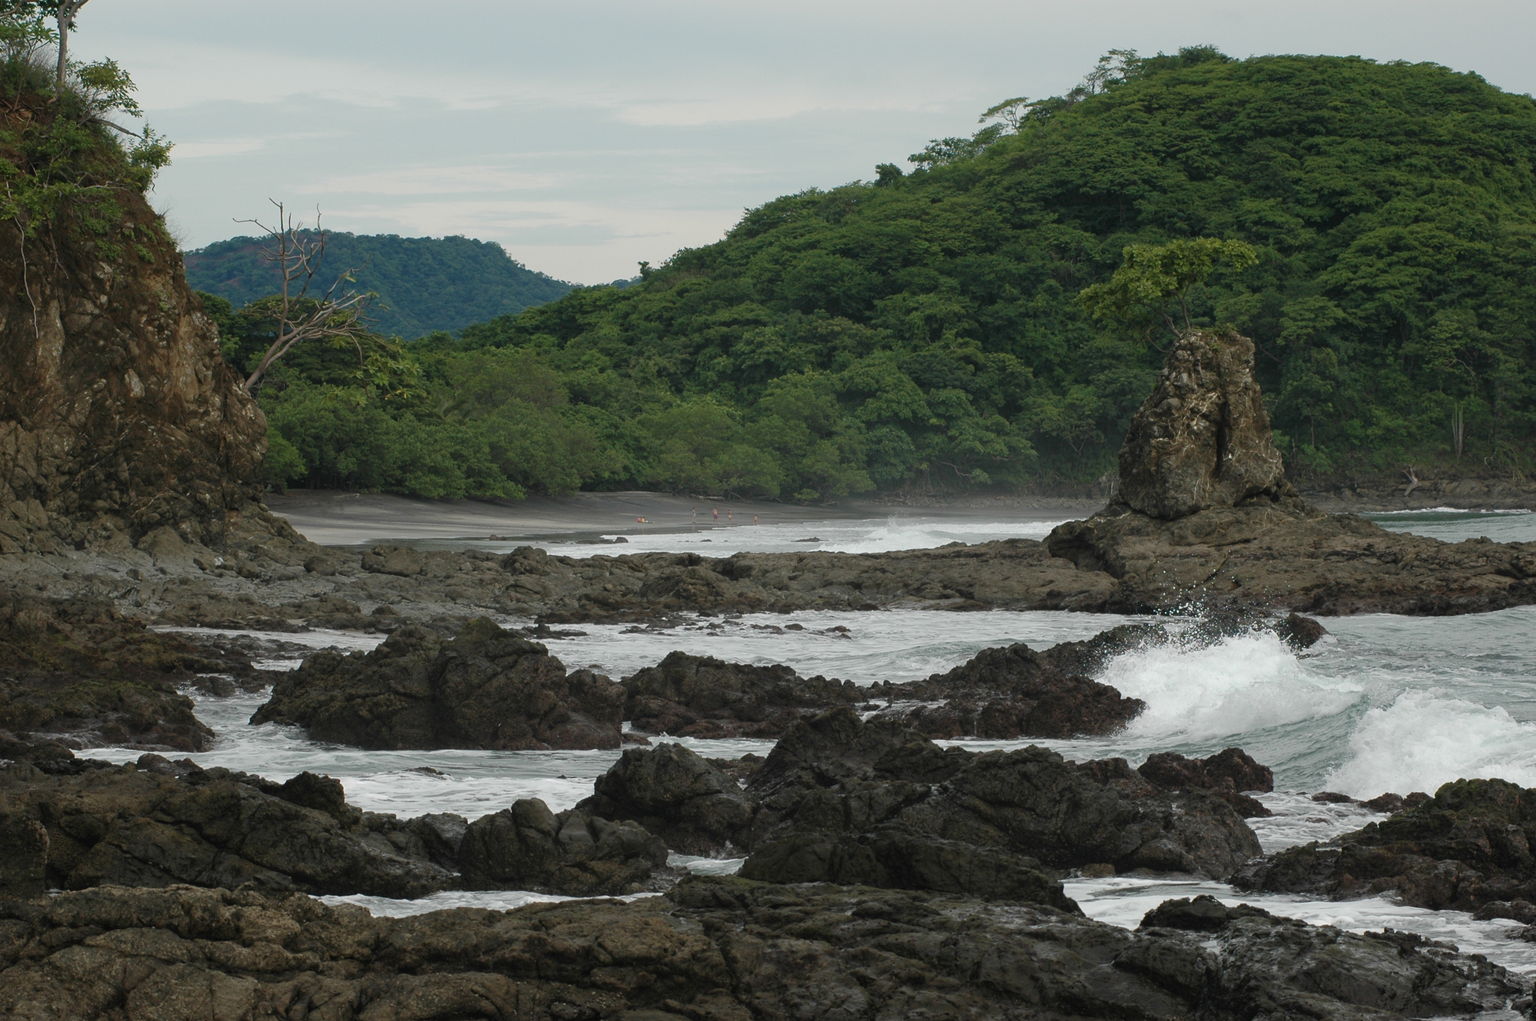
top-left (78, 1), bottom-right (1536, 286)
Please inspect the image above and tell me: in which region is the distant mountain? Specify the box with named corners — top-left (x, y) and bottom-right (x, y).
top-left (183, 232), bottom-right (574, 338)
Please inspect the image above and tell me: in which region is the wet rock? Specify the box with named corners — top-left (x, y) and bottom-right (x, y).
top-left (1138, 894), bottom-right (1525, 1018)
top-left (623, 650), bottom-right (863, 738)
top-left (0, 595), bottom-right (218, 750)
top-left (868, 639), bottom-right (1146, 739)
top-left (458, 798), bottom-right (667, 896)
top-left (746, 709), bottom-right (1261, 880)
top-left (739, 826), bottom-right (1080, 908)
top-left (0, 759), bottom-right (455, 898)
top-left (1138, 747), bottom-right (1274, 817)
top-left (577, 743), bottom-right (754, 854)
top-left (1236, 777), bottom-right (1536, 913)
top-left (252, 617), bottom-right (624, 750)
top-left (0, 878), bottom-right (1527, 1021)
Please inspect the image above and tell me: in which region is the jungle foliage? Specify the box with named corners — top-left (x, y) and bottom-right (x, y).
top-left (244, 49), bottom-right (1536, 501)
top-left (186, 232), bottom-right (574, 339)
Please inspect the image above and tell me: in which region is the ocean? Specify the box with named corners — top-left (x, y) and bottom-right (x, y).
top-left (86, 506), bottom-right (1536, 979)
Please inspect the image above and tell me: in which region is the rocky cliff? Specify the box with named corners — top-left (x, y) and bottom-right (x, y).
top-left (0, 95), bottom-right (267, 555)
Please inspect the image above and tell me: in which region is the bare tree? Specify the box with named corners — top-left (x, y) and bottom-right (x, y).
top-left (237, 200), bottom-right (371, 394)
top-left (52, 0), bottom-right (86, 89)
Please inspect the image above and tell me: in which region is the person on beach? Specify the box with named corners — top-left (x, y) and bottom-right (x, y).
top-left (712, 507), bottom-right (719, 521)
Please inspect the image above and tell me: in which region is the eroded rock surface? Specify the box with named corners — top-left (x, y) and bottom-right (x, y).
top-left (252, 617), bottom-right (625, 750)
top-left (0, 879), bottom-right (1526, 1021)
top-left (1236, 777), bottom-right (1536, 916)
top-left (1114, 330), bottom-right (1301, 519)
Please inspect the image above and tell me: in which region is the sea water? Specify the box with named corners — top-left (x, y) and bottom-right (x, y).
top-left (86, 507), bottom-right (1536, 978)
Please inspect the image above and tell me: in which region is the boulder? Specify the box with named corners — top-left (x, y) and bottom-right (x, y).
top-left (577, 742), bottom-right (754, 854)
top-left (745, 708), bottom-right (1261, 880)
top-left (1236, 777), bottom-right (1536, 914)
top-left (623, 649), bottom-right (863, 738)
top-left (458, 798), bottom-right (667, 896)
top-left (868, 639), bottom-right (1146, 739)
top-left (1138, 747), bottom-right (1274, 817)
top-left (0, 760), bottom-right (454, 898)
top-left (252, 617), bottom-right (624, 750)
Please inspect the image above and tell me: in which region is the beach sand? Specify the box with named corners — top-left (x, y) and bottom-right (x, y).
top-left (265, 490), bottom-right (874, 546)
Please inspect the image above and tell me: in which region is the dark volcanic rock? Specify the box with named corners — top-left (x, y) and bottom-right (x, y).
top-left (0, 759), bottom-right (454, 898)
top-left (623, 649), bottom-right (863, 738)
top-left (740, 825), bottom-right (1081, 908)
top-left (0, 595), bottom-right (221, 750)
top-left (0, 878), bottom-right (1526, 1021)
top-left (252, 617), bottom-right (624, 750)
top-left (1236, 777), bottom-right (1536, 915)
top-left (869, 639), bottom-right (1146, 739)
top-left (1137, 894), bottom-right (1525, 1018)
top-left (577, 742), bottom-right (755, 854)
top-left (744, 708), bottom-right (1261, 879)
top-left (458, 798), bottom-right (667, 896)
top-left (1139, 747), bottom-right (1275, 817)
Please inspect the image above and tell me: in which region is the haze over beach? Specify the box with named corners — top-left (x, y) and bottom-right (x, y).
top-left (81, 0), bottom-right (1536, 284)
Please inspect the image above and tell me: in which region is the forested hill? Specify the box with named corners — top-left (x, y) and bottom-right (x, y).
top-left (185, 233), bottom-right (573, 338)
top-left (255, 50), bottom-right (1536, 502)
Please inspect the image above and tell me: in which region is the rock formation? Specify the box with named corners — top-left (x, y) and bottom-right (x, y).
top-left (0, 93), bottom-right (269, 555)
top-left (1235, 777), bottom-right (1536, 915)
top-left (251, 618), bottom-right (626, 750)
top-left (1, 879), bottom-right (1527, 1020)
top-left (1114, 329), bottom-right (1302, 519)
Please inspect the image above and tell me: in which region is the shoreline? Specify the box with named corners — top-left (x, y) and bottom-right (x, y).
top-left (265, 485), bottom-right (1536, 548)
top-left (264, 489), bottom-right (1101, 547)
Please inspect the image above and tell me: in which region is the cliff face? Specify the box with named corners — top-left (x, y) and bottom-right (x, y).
top-left (0, 112), bottom-right (266, 554)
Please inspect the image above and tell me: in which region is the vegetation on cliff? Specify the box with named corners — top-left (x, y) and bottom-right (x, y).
top-left (248, 48), bottom-right (1536, 501)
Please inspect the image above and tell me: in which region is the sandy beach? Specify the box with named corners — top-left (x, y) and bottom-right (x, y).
top-left (265, 490), bottom-right (879, 546)
top-left (264, 490), bottom-right (1105, 547)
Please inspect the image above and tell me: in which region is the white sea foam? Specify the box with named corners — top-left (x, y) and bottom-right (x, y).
top-left (1325, 690), bottom-right (1536, 797)
top-left (1099, 632), bottom-right (1362, 743)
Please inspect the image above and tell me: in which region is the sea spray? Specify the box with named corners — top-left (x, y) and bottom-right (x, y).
top-left (1325, 689), bottom-right (1536, 797)
top-left (1099, 631), bottom-right (1362, 743)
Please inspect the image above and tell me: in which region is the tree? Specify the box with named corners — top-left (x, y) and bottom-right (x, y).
top-left (0, 0), bottom-right (89, 88)
top-left (236, 201), bottom-right (373, 394)
top-left (1079, 237), bottom-right (1259, 340)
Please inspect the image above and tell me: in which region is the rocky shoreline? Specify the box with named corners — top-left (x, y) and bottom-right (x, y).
top-left (7, 324), bottom-right (1536, 1017)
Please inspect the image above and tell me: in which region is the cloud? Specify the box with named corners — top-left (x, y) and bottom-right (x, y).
top-left (301, 165), bottom-right (564, 196)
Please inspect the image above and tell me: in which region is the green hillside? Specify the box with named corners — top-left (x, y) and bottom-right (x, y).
top-left (185, 232), bottom-right (574, 338)
top-left (255, 49), bottom-right (1536, 501)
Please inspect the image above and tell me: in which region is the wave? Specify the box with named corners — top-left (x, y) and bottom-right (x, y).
top-left (1098, 632), bottom-right (1362, 744)
top-left (1325, 690), bottom-right (1536, 797)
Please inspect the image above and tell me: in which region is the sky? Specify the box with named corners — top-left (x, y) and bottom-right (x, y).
top-left (76, 0), bottom-right (1536, 286)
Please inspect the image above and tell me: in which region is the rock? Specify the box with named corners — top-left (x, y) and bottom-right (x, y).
top-left (1137, 894), bottom-right (1525, 1018)
top-left (1138, 748), bottom-right (1274, 817)
top-left (739, 826), bottom-right (1081, 909)
top-left (577, 743), bottom-right (754, 854)
top-left (867, 638), bottom-right (1146, 739)
top-left (458, 798), bottom-right (668, 896)
top-left (745, 708), bottom-right (1261, 880)
top-left (252, 617), bottom-right (625, 750)
top-left (0, 758), bottom-right (456, 898)
top-left (1235, 777), bottom-right (1536, 913)
top-left (0, 878), bottom-right (1527, 1021)
top-left (0, 595), bottom-right (220, 750)
top-left (623, 650), bottom-right (863, 738)
top-left (1114, 330), bottom-right (1300, 520)
top-left (0, 90), bottom-right (273, 556)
